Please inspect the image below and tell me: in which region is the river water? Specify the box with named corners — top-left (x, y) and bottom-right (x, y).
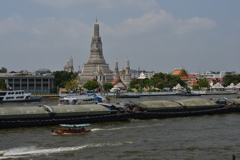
top-left (0, 94), bottom-right (239, 160)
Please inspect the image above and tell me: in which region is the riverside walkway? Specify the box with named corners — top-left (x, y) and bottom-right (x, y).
top-left (100, 91), bottom-right (237, 97)
top-left (36, 91), bottom-right (237, 98)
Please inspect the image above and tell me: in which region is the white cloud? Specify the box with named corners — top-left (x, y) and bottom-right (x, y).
top-left (0, 15), bottom-right (28, 35)
top-left (176, 17), bottom-right (216, 34)
top-left (31, 0), bottom-right (158, 10)
top-left (101, 10), bottom-right (216, 37)
top-left (0, 9), bottom-right (217, 72)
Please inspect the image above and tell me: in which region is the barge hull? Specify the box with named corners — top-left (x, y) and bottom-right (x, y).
top-left (0, 114), bottom-right (129, 129)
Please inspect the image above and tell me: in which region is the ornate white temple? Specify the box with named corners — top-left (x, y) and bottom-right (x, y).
top-left (79, 19), bottom-right (113, 85)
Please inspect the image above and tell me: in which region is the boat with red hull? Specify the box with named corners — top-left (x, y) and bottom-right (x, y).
top-left (52, 124), bottom-right (91, 134)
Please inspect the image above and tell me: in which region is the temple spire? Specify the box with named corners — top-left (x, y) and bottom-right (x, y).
top-left (94, 18), bottom-right (99, 37)
top-left (114, 59), bottom-right (119, 79)
top-left (126, 57), bottom-right (130, 75)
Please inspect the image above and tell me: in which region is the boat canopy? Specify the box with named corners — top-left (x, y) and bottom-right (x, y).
top-left (60, 124), bottom-right (90, 128)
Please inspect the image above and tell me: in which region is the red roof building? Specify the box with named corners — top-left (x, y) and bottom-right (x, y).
top-left (171, 68), bottom-right (190, 82)
top-left (111, 78), bottom-right (127, 90)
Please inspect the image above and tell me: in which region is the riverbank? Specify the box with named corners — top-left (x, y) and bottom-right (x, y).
top-left (57, 91), bottom-right (237, 98)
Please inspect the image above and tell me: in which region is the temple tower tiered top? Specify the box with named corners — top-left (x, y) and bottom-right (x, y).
top-left (113, 57), bottom-right (131, 87)
top-left (79, 19), bottom-right (113, 85)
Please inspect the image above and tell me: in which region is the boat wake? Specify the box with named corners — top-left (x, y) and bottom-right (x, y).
top-left (91, 123), bottom-right (164, 131)
top-left (0, 142), bottom-right (132, 159)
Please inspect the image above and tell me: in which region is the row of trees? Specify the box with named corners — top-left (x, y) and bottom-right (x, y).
top-left (1, 68), bottom-right (240, 92)
top-left (223, 74), bottom-right (240, 86)
top-left (53, 71), bottom-right (114, 93)
top-left (130, 72), bottom-right (186, 90)
top-left (130, 73), bottom-right (240, 91)
top-left (83, 81), bottom-right (113, 92)
top-left (193, 75), bottom-right (240, 90)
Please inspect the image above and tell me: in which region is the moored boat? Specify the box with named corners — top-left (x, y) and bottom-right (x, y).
top-left (0, 90), bottom-right (42, 102)
top-left (179, 91), bottom-right (201, 96)
top-left (52, 124), bottom-right (91, 134)
top-left (58, 93), bottom-right (107, 106)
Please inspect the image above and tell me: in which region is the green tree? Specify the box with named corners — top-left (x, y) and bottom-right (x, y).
top-left (83, 81), bottom-right (99, 91)
top-left (0, 67), bottom-right (7, 73)
top-left (103, 83), bottom-right (113, 92)
top-left (223, 74), bottom-right (240, 86)
top-left (197, 77), bottom-right (209, 88)
top-left (130, 78), bottom-right (152, 89)
top-left (130, 78), bottom-right (139, 89)
top-left (65, 79), bottom-right (80, 91)
top-left (142, 78), bottom-right (151, 88)
top-left (151, 72), bottom-right (186, 89)
top-left (52, 71), bottom-right (78, 93)
top-left (0, 78), bottom-right (6, 90)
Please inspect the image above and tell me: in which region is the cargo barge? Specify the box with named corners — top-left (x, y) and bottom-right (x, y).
top-left (0, 98), bottom-right (240, 129)
top-left (0, 104), bottom-right (128, 128)
top-left (125, 98), bottom-right (240, 119)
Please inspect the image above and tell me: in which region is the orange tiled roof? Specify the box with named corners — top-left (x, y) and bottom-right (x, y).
top-left (172, 70), bottom-right (181, 75)
top-left (111, 78), bottom-right (123, 85)
top-left (172, 68), bottom-right (190, 82)
top-left (111, 78), bottom-right (127, 88)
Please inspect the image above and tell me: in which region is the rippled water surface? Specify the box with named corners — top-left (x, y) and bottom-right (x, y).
top-left (0, 94), bottom-right (239, 159)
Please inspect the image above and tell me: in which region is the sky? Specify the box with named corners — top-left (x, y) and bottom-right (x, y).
top-left (0, 0), bottom-right (240, 74)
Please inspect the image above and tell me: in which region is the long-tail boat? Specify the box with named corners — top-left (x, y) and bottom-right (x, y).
top-left (52, 124), bottom-right (91, 134)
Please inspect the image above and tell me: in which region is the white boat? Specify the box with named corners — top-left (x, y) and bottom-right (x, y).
top-left (58, 93), bottom-right (107, 106)
top-left (0, 90), bottom-right (42, 102)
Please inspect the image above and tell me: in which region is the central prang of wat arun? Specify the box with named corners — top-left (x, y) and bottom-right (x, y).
top-left (79, 19), bottom-right (114, 85)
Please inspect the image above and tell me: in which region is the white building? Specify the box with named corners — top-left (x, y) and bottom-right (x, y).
top-left (131, 69), bottom-right (154, 79)
top-left (201, 71), bottom-right (235, 79)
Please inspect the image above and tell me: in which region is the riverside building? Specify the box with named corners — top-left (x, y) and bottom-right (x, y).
top-left (130, 69), bottom-right (155, 79)
top-left (1, 74), bottom-right (54, 94)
